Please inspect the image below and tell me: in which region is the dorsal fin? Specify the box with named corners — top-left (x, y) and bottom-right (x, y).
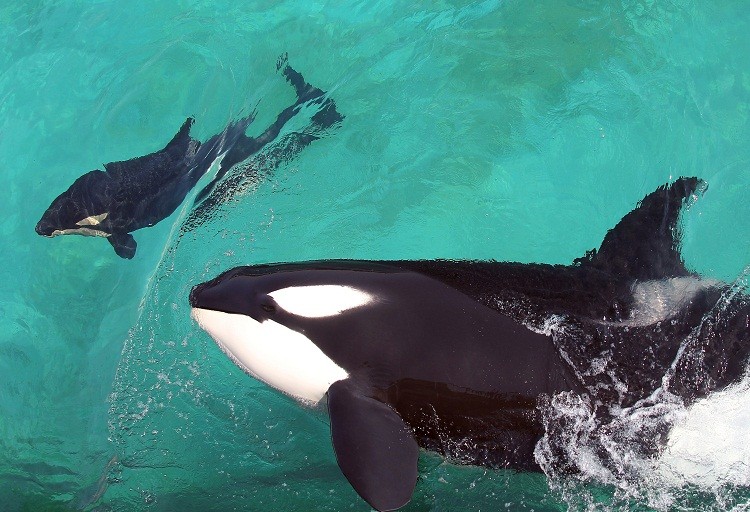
top-left (575, 177), bottom-right (705, 280)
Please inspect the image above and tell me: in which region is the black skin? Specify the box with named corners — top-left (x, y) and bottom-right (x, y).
top-left (189, 177), bottom-right (750, 511)
top-left (35, 57), bottom-right (343, 259)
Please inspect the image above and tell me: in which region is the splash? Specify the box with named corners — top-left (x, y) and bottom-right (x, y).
top-left (535, 267), bottom-right (750, 510)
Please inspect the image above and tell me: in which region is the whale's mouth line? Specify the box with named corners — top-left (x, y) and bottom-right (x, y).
top-left (49, 228), bottom-right (111, 238)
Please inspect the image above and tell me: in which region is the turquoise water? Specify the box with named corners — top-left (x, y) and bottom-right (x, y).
top-left (2, 1), bottom-right (750, 510)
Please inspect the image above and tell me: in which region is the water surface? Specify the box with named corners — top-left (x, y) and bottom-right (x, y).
top-left (1, 1), bottom-right (749, 510)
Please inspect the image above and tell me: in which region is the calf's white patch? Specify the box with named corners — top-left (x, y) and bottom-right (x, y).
top-left (76, 212), bottom-right (109, 226)
top-left (51, 227), bottom-right (110, 237)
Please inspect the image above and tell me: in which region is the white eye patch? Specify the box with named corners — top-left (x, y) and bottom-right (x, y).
top-left (76, 212), bottom-right (108, 226)
top-left (269, 285), bottom-right (374, 318)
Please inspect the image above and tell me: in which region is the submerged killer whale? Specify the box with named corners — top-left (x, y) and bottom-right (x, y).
top-left (189, 177), bottom-right (750, 511)
top-left (35, 59), bottom-right (343, 259)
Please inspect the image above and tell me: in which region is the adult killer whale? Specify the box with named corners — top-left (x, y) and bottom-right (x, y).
top-left (189, 177), bottom-right (750, 511)
top-left (35, 59), bottom-right (343, 259)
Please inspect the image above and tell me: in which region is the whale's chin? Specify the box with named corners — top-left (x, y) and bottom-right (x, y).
top-left (191, 307), bottom-right (348, 405)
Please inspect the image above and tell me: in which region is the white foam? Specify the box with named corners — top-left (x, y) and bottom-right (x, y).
top-left (656, 371), bottom-right (750, 488)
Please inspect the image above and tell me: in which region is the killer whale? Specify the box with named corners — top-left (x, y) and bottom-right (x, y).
top-left (188, 177), bottom-right (750, 511)
top-left (35, 59), bottom-right (343, 259)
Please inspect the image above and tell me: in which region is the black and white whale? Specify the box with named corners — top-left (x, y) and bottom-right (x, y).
top-left (188, 177), bottom-right (750, 511)
top-left (35, 59), bottom-right (342, 259)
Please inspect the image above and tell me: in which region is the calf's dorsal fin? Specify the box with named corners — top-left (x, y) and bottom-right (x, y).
top-left (104, 118), bottom-right (197, 178)
top-left (576, 177), bottom-right (705, 281)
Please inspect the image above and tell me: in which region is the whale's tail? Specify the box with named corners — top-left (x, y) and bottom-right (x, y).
top-left (276, 53), bottom-right (345, 132)
top-left (192, 56), bottom-right (344, 205)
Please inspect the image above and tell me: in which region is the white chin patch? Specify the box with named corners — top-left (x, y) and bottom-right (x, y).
top-left (268, 285), bottom-right (374, 318)
top-left (50, 227), bottom-right (110, 238)
top-left (191, 308), bottom-right (347, 404)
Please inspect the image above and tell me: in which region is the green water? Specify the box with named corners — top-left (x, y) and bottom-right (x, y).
top-left (1, 1), bottom-right (749, 510)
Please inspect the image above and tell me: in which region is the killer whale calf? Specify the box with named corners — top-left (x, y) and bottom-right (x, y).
top-left (35, 58), bottom-right (343, 259)
top-left (189, 177), bottom-right (750, 511)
